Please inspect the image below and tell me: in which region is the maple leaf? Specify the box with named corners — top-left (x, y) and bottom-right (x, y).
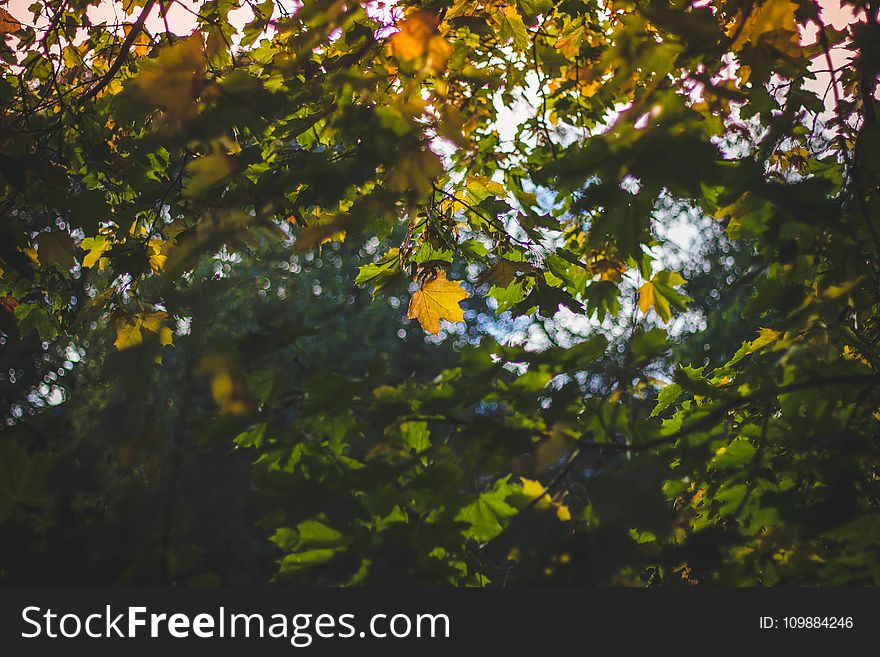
top-left (407, 271), bottom-right (469, 334)
top-left (0, 8), bottom-right (21, 35)
top-left (122, 22), bottom-right (152, 57)
top-left (114, 311), bottom-right (174, 350)
top-left (638, 270), bottom-right (689, 322)
top-left (729, 0), bottom-right (801, 57)
top-left (82, 235), bottom-right (112, 269)
top-left (148, 238), bottom-right (167, 273)
top-left (499, 6), bottom-right (529, 51)
top-left (390, 11), bottom-right (451, 72)
top-left (746, 327), bottom-right (781, 354)
top-left (475, 259), bottom-right (533, 288)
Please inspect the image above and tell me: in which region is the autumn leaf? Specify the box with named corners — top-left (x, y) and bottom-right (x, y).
top-left (390, 11), bottom-right (452, 72)
top-left (82, 235), bottom-right (112, 269)
top-left (123, 22), bottom-right (152, 56)
top-left (114, 311), bottom-right (174, 350)
top-left (746, 327), bottom-right (781, 354)
top-left (147, 238), bottom-right (167, 273)
top-left (407, 271), bottom-right (469, 334)
top-left (0, 8), bottom-right (21, 35)
top-left (519, 477), bottom-right (572, 522)
top-left (554, 21), bottom-right (585, 58)
top-left (638, 281), bottom-right (657, 313)
top-left (729, 0), bottom-right (801, 57)
top-left (638, 270), bottom-right (689, 322)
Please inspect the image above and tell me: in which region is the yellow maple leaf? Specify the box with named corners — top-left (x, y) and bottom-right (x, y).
top-left (746, 327), bottom-right (780, 354)
top-left (638, 280), bottom-right (656, 313)
top-left (114, 311), bottom-right (174, 350)
top-left (407, 271), bottom-right (469, 334)
top-left (82, 235), bottom-right (112, 269)
top-left (390, 11), bottom-right (451, 72)
top-left (729, 0), bottom-right (801, 57)
top-left (638, 271), bottom-right (688, 322)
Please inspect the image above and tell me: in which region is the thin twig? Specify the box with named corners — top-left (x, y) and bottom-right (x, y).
top-left (78, 0), bottom-right (157, 105)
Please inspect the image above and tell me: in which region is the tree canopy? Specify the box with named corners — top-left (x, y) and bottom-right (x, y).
top-left (1, 0), bottom-right (880, 585)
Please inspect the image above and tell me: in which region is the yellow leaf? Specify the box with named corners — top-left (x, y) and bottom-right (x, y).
top-left (82, 235), bottom-right (112, 269)
top-left (149, 253), bottom-right (167, 272)
top-left (391, 11), bottom-right (438, 60)
top-left (20, 247), bottom-right (39, 266)
top-left (407, 271), bottom-right (469, 334)
top-left (123, 22), bottom-right (152, 56)
top-left (746, 327), bottom-right (780, 354)
top-left (520, 477), bottom-right (572, 522)
top-left (730, 0), bottom-right (801, 57)
top-left (427, 35), bottom-right (453, 72)
top-left (519, 477), bottom-right (546, 499)
top-left (114, 311), bottom-right (173, 350)
top-left (114, 319), bottom-right (143, 350)
top-left (391, 11), bottom-right (451, 72)
top-left (148, 238), bottom-right (168, 273)
top-left (638, 271), bottom-right (688, 322)
top-left (638, 280), bottom-right (655, 314)
top-left (556, 504), bottom-right (572, 522)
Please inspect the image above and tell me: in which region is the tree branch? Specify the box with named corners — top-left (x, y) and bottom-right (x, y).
top-left (812, 1), bottom-right (880, 255)
top-left (574, 373), bottom-right (880, 454)
top-left (78, 0), bottom-right (157, 106)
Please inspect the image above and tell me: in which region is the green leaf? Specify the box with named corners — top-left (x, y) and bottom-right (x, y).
top-left (13, 304), bottom-right (59, 340)
top-left (400, 421), bottom-right (430, 452)
top-left (650, 383), bottom-right (682, 417)
top-left (455, 477), bottom-right (519, 542)
top-left (499, 6), bottom-right (530, 50)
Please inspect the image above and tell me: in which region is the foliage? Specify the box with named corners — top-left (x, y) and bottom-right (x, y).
top-left (1, 0), bottom-right (879, 585)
